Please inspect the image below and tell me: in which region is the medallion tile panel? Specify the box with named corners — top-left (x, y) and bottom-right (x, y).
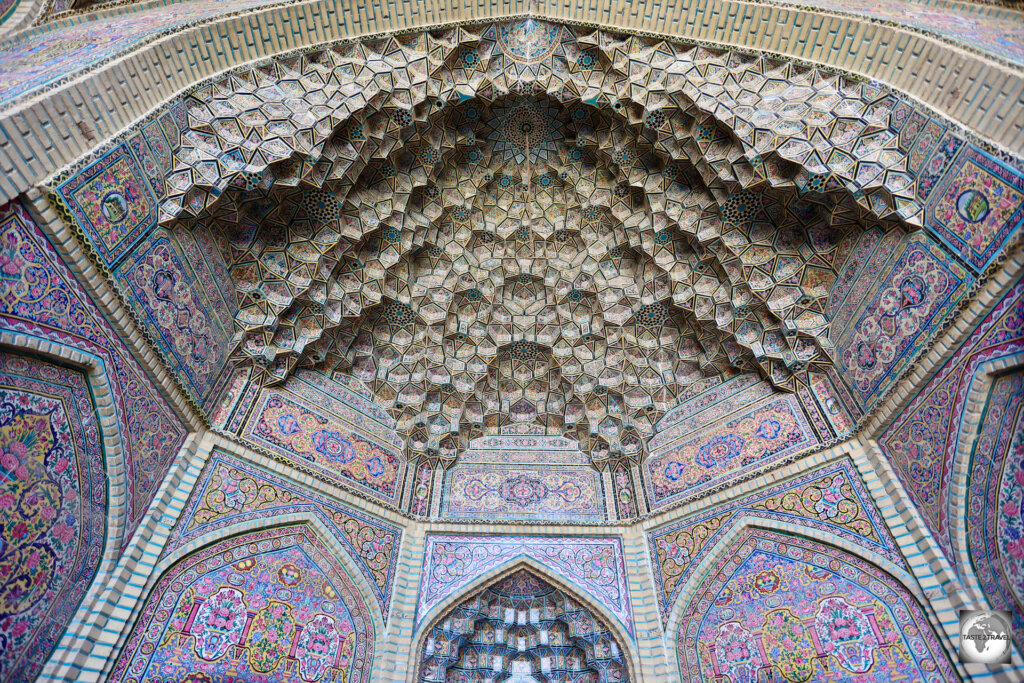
top-left (231, 373), bottom-right (405, 505)
top-left (408, 459), bottom-right (433, 516)
top-left (51, 144), bottom-right (159, 267)
top-left (441, 464), bottom-right (605, 522)
top-left (644, 393), bottom-right (819, 508)
top-left (116, 230), bottom-right (233, 401)
top-left (927, 145), bottom-right (1024, 273)
top-left (835, 235), bottom-right (971, 409)
top-left (110, 524), bottom-right (374, 683)
top-left (49, 141), bottom-right (237, 404)
top-left (440, 434), bottom-right (604, 521)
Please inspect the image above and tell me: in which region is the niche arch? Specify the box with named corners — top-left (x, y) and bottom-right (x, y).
top-left (663, 518), bottom-right (958, 683)
top-left (410, 556), bottom-right (640, 682)
top-left (105, 518), bottom-right (383, 683)
top-left (0, 334), bottom-right (131, 681)
top-left (946, 353), bottom-right (1024, 655)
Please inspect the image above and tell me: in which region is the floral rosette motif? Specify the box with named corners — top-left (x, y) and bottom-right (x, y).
top-left (190, 586), bottom-right (248, 661)
top-left (814, 596), bottom-right (877, 673)
top-left (714, 621), bottom-right (763, 683)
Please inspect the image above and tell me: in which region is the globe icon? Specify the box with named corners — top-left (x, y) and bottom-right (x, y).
top-left (960, 611), bottom-right (1012, 664)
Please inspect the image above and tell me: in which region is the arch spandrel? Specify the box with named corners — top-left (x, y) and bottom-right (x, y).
top-left (165, 449), bottom-right (404, 620)
top-left (416, 534), bottom-right (636, 639)
top-left (648, 458), bottom-right (909, 622)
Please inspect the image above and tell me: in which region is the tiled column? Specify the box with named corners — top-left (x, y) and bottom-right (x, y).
top-left (621, 527), bottom-right (671, 680)
top-left (373, 523), bottom-right (427, 683)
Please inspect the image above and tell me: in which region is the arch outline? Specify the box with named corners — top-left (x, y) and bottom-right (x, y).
top-left (660, 515), bottom-right (963, 681)
top-left (408, 554), bottom-right (642, 683)
top-left (0, 331), bottom-right (133, 680)
top-left (98, 511), bottom-right (389, 681)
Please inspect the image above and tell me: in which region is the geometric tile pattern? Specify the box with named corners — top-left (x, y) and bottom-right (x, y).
top-left (419, 570), bottom-right (629, 681)
top-left (792, 0), bottom-right (1024, 67)
top-left (1, 0), bottom-right (1023, 110)
top-left (0, 0), bottom-right (293, 102)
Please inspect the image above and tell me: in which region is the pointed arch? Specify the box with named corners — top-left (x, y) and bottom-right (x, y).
top-left (0, 334), bottom-right (130, 681)
top-left (661, 516), bottom-right (960, 682)
top-left (104, 516), bottom-right (385, 682)
top-left (166, 449), bottom-right (403, 621)
top-left (409, 555), bottom-right (641, 682)
top-left (947, 353), bottom-right (1024, 648)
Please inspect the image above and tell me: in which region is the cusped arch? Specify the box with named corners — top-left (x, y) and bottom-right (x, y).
top-left (410, 556), bottom-right (641, 682)
top-left (104, 516), bottom-right (384, 683)
top-left (0, 335), bottom-right (131, 681)
top-left (663, 516), bottom-right (959, 682)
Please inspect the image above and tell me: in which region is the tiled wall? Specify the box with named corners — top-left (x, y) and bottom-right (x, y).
top-left (0, 5), bottom-right (1022, 683)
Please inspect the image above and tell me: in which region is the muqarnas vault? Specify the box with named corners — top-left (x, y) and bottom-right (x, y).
top-left (0, 2), bottom-right (1023, 682)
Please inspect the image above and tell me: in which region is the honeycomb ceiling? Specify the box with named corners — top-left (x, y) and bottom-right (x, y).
top-left (167, 18), bottom-right (922, 459)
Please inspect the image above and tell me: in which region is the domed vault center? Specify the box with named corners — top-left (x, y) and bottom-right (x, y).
top-left (0, 0), bottom-right (1023, 681)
